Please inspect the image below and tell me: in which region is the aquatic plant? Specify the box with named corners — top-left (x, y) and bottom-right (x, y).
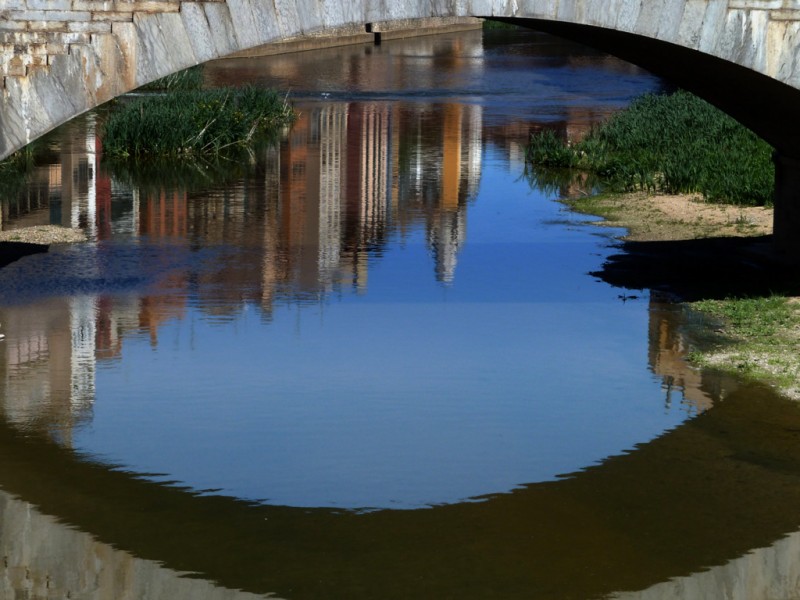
top-left (482, 19), bottom-right (521, 29)
top-left (103, 86), bottom-right (295, 159)
top-left (139, 65), bottom-right (205, 92)
top-left (526, 90), bottom-right (775, 206)
top-left (107, 153), bottom-right (254, 193)
top-left (0, 143), bottom-right (38, 199)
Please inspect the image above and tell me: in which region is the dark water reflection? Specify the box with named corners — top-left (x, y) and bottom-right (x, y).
top-left (0, 27), bottom-right (799, 599)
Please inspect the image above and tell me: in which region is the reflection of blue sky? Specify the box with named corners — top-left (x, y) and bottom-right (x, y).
top-left (80, 150), bottom-right (687, 510)
top-left (89, 298), bottom-right (680, 510)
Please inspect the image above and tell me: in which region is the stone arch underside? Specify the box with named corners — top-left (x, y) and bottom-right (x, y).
top-left (3, 1), bottom-right (800, 253)
top-left (2, 0), bottom-right (800, 161)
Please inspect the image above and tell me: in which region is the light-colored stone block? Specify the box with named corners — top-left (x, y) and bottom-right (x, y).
top-left (676, 0), bottom-right (706, 48)
top-left (133, 11), bottom-right (195, 86)
top-left (615, 0), bottom-right (643, 32)
top-left (224, 0), bottom-right (262, 50)
top-left (180, 2), bottom-right (218, 63)
top-left (28, 0), bottom-right (72, 9)
top-left (91, 12), bottom-right (137, 22)
top-left (635, 0), bottom-right (666, 38)
top-left (201, 2), bottom-right (239, 57)
top-left (698, 0), bottom-right (729, 55)
top-left (15, 10), bottom-right (92, 21)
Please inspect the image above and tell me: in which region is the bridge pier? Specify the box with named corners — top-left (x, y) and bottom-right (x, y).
top-left (772, 153), bottom-right (800, 259)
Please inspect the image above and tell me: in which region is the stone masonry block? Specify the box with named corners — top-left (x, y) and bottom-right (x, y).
top-left (46, 43), bottom-right (69, 54)
top-left (0, 21), bottom-right (28, 32)
top-left (72, 1), bottom-right (180, 11)
top-left (31, 21), bottom-right (70, 32)
top-left (14, 11), bottom-right (92, 22)
top-left (27, 0), bottom-right (72, 9)
top-left (69, 21), bottom-right (112, 32)
top-left (91, 12), bottom-right (136, 22)
top-left (200, 2), bottom-right (239, 56)
top-left (20, 43), bottom-right (47, 55)
top-left (677, 0), bottom-right (707, 48)
top-left (729, 0), bottom-right (782, 8)
top-left (180, 2), bottom-right (219, 62)
top-left (772, 9), bottom-right (800, 19)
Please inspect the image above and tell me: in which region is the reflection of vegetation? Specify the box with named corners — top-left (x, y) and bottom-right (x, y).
top-left (523, 163), bottom-right (600, 199)
top-left (105, 154), bottom-right (254, 193)
top-left (527, 90), bottom-right (774, 206)
top-left (103, 87), bottom-right (294, 159)
top-left (0, 144), bottom-right (38, 199)
top-left (139, 65), bottom-right (204, 92)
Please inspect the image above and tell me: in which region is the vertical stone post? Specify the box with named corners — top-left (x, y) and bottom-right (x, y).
top-left (772, 152), bottom-right (800, 259)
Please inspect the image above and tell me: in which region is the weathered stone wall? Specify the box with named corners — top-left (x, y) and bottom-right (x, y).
top-left (2, 1), bottom-right (800, 160)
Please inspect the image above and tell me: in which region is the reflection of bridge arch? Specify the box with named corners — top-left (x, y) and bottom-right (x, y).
top-left (2, 378), bottom-right (800, 599)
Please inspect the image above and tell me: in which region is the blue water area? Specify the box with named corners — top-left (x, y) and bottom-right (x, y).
top-left (0, 27), bottom-right (686, 511)
top-left (38, 149), bottom-right (684, 511)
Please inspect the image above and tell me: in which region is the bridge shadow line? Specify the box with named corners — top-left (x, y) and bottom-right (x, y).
top-left (593, 234), bottom-right (800, 301)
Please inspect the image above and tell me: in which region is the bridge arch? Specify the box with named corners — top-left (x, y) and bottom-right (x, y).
top-left (2, 0), bottom-right (800, 252)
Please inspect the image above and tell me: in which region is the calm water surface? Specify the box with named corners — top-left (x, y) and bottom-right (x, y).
top-left (1, 27), bottom-right (800, 599)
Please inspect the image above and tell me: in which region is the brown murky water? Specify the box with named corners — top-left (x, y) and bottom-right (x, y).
top-left (0, 27), bottom-right (798, 599)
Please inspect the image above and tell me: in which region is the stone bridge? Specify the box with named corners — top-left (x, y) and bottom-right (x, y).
top-left (2, 0), bottom-right (800, 252)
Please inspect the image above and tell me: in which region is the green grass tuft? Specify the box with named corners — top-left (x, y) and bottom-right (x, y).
top-left (527, 90), bottom-right (774, 206)
top-left (139, 65), bottom-right (204, 92)
top-left (103, 86), bottom-right (295, 159)
top-left (692, 295), bottom-right (795, 339)
top-left (0, 144), bottom-right (38, 199)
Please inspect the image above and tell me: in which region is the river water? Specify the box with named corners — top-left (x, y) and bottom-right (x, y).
top-left (1, 27), bottom-right (800, 600)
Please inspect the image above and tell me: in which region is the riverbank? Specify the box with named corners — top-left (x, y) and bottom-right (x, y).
top-left (0, 225), bottom-right (86, 268)
top-left (565, 192), bottom-right (800, 400)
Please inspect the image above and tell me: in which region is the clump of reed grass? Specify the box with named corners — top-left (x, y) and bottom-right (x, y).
top-left (139, 65), bottom-right (204, 92)
top-left (103, 86), bottom-right (294, 159)
top-left (482, 19), bottom-right (520, 30)
top-left (527, 90), bottom-right (774, 206)
top-left (0, 143), bottom-right (38, 199)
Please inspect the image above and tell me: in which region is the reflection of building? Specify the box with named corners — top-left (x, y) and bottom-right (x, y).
top-left (647, 295), bottom-right (740, 414)
top-left (0, 90), bottom-right (485, 441)
top-left (0, 298), bottom-right (96, 445)
top-left (428, 103), bottom-right (481, 283)
top-left (1, 114), bottom-right (106, 237)
top-left (0, 286), bottom-right (187, 444)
